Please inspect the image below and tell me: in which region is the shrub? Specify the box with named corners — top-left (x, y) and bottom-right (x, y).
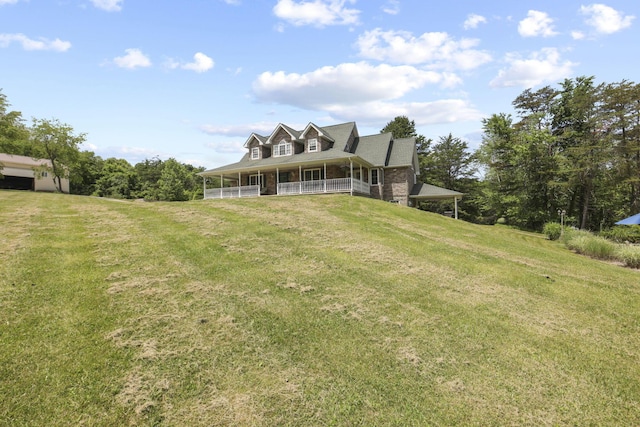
top-left (616, 245), bottom-right (640, 269)
top-left (543, 222), bottom-right (563, 240)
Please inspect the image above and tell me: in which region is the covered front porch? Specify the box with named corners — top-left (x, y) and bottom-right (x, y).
top-left (202, 160), bottom-right (371, 200)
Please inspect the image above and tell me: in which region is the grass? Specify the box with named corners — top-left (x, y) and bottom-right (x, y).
top-left (1, 191), bottom-right (640, 426)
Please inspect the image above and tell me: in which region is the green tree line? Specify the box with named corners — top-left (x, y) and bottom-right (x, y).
top-left (0, 89), bottom-right (204, 201)
top-left (479, 76), bottom-right (640, 230)
top-left (382, 76), bottom-right (640, 231)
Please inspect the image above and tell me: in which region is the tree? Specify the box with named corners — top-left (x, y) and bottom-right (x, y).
top-left (134, 157), bottom-right (165, 200)
top-left (420, 134), bottom-right (481, 221)
top-left (424, 134), bottom-right (477, 190)
top-left (30, 118), bottom-right (86, 193)
top-left (0, 89), bottom-right (30, 156)
top-left (70, 150), bottom-right (104, 195)
top-left (94, 158), bottom-right (137, 199)
top-left (381, 116), bottom-right (417, 139)
top-left (157, 158), bottom-right (190, 201)
top-left (551, 76), bottom-right (609, 229)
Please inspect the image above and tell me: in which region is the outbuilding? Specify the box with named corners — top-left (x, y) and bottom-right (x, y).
top-left (0, 153), bottom-right (69, 193)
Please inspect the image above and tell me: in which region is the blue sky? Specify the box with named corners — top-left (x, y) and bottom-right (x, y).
top-left (1, 0), bottom-right (637, 168)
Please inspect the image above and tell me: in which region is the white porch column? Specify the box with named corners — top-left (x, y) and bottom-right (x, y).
top-left (454, 197), bottom-right (459, 219)
top-left (299, 165), bottom-right (302, 194)
top-left (202, 176), bottom-right (206, 199)
top-left (276, 167), bottom-right (280, 195)
top-left (349, 160), bottom-right (353, 196)
top-left (238, 172), bottom-right (241, 197)
top-left (258, 170), bottom-right (261, 197)
top-left (324, 163), bottom-right (327, 193)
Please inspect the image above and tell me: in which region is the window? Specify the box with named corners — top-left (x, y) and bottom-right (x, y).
top-left (249, 174), bottom-right (264, 187)
top-left (278, 171), bottom-right (291, 183)
top-left (371, 168), bottom-right (383, 185)
top-left (41, 171), bottom-right (48, 178)
top-left (251, 147), bottom-right (259, 160)
top-left (273, 140), bottom-right (292, 157)
top-left (308, 138), bottom-right (318, 153)
top-left (303, 168), bottom-right (322, 181)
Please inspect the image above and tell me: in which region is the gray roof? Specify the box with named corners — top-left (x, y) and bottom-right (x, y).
top-left (200, 121), bottom-right (418, 176)
top-left (410, 183), bottom-right (463, 199)
top-left (319, 122), bottom-right (357, 147)
top-left (387, 137), bottom-right (416, 168)
top-left (354, 133), bottom-right (392, 166)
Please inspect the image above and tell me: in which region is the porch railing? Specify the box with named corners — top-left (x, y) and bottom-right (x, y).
top-left (204, 185), bottom-right (260, 199)
top-left (277, 178), bottom-right (369, 196)
top-left (204, 179), bottom-right (370, 199)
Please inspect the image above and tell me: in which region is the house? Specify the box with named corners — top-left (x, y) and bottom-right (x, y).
top-left (199, 121), bottom-right (462, 217)
top-left (0, 153), bottom-right (69, 193)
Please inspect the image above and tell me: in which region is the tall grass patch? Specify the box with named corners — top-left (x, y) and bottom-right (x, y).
top-left (616, 245), bottom-right (640, 268)
top-left (564, 229), bottom-right (617, 260)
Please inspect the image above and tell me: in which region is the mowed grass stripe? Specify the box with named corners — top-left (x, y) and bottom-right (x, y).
top-left (0, 194), bottom-right (132, 426)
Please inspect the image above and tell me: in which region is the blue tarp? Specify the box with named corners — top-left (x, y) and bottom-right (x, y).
top-left (615, 212), bottom-right (640, 225)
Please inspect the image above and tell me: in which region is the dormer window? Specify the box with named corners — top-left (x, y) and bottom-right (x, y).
top-left (308, 138), bottom-right (318, 153)
top-left (273, 140), bottom-right (292, 157)
top-left (251, 147), bottom-right (259, 160)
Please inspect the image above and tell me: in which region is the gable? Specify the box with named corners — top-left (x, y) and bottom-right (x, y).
top-left (267, 123), bottom-right (301, 144)
top-left (243, 133), bottom-right (267, 148)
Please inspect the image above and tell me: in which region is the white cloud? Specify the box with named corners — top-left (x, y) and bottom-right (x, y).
top-left (0, 0), bottom-right (20, 5)
top-left (253, 62), bottom-right (461, 111)
top-left (0, 33), bottom-right (71, 51)
top-left (90, 0), bottom-right (123, 12)
top-left (355, 28), bottom-right (492, 70)
top-left (221, 0), bottom-right (240, 4)
top-left (580, 4), bottom-right (634, 34)
top-left (182, 52), bottom-right (214, 73)
top-left (571, 30), bottom-right (585, 40)
top-left (204, 140), bottom-right (245, 154)
top-left (324, 99), bottom-right (483, 126)
top-left (518, 10), bottom-right (558, 37)
top-left (113, 48), bottom-right (152, 69)
top-left (201, 122), bottom-right (280, 137)
top-left (166, 53), bottom-right (215, 72)
top-left (273, 0), bottom-right (360, 28)
top-left (490, 48), bottom-right (577, 88)
top-left (464, 14), bottom-right (487, 30)
top-left (381, 0), bottom-right (399, 15)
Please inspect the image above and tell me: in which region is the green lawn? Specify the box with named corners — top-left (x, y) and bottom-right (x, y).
top-left (1, 190), bottom-right (639, 426)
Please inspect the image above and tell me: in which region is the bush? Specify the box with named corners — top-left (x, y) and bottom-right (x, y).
top-left (616, 245), bottom-right (640, 269)
top-left (543, 222), bottom-right (563, 240)
top-left (600, 225), bottom-right (640, 244)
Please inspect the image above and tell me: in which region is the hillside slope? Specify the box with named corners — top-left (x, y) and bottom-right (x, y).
top-left (1, 191), bottom-right (639, 426)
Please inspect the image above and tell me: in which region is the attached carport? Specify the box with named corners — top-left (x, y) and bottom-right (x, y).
top-left (410, 182), bottom-right (464, 219)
